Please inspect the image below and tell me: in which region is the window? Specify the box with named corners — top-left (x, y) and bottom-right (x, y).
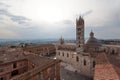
top-left (111, 49), bottom-right (115, 54)
top-left (84, 60), bottom-right (86, 66)
top-left (67, 53), bottom-right (69, 57)
top-left (93, 61), bottom-right (95, 68)
top-left (76, 56), bottom-right (79, 62)
top-left (11, 70), bottom-right (19, 77)
top-left (24, 68), bottom-right (27, 72)
top-left (62, 52), bottom-right (64, 56)
top-left (13, 63), bottom-right (17, 68)
top-left (0, 77), bottom-right (4, 80)
top-left (104, 49), bottom-right (106, 52)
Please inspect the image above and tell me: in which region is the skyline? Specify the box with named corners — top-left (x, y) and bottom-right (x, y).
top-left (0, 0), bottom-right (120, 40)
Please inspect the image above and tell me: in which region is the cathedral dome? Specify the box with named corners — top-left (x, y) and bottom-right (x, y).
top-left (86, 31), bottom-right (102, 46)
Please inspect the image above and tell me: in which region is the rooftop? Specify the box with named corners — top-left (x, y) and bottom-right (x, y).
top-left (0, 49), bottom-right (26, 65)
top-left (11, 54), bottom-right (61, 80)
top-left (103, 44), bottom-right (120, 48)
top-left (86, 31), bottom-right (102, 46)
top-left (25, 44), bottom-right (54, 48)
top-left (94, 53), bottom-right (120, 80)
top-left (26, 54), bottom-right (56, 67)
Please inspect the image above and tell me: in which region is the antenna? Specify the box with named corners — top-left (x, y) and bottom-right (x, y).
top-left (76, 10), bottom-right (92, 18)
top-left (81, 10), bottom-right (92, 17)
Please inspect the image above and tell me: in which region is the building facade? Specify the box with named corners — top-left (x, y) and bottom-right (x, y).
top-left (23, 44), bottom-right (56, 56)
top-left (0, 49), bottom-right (28, 80)
top-left (56, 16), bottom-right (102, 77)
top-left (0, 47), bottom-right (61, 80)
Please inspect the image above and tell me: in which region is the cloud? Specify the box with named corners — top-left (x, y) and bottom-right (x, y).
top-left (61, 20), bottom-right (73, 24)
top-left (0, 17), bottom-right (4, 20)
top-left (0, 2), bottom-right (10, 8)
top-left (0, 9), bottom-right (30, 25)
top-left (0, 9), bottom-right (8, 15)
top-left (0, 3), bottom-right (31, 39)
top-left (0, 0), bottom-right (120, 39)
top-left (10, 15), bottom-right (30, 24)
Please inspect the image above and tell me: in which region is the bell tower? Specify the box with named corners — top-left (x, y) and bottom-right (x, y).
top-left (76, 16), bottom-right (84, 53)
top-left (58, 36), bottom-right (64, 45)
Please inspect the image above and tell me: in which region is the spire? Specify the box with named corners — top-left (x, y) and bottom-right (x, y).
top-left (79, 16), bottom-right (82, 20)
top-left (59, 36), bottom-right (64, 45)
top-left (79, 15), bottom-right (83, 21)
top-left (76, 15), bottom-right (84, 26)
top-left (90, 30), bottom-right (94, 38)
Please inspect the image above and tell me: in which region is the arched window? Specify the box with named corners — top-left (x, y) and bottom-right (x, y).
top-left (13, 63), bottom-right (17, 68)
top-left (67, 53), bottom-right (69, 57)
top-left (76, 56), bottom-right (79, 62)
top-left (93, 61), bottom-right (95, 68)
top-left (84, 60), bottom-right (86, 66)
top-left (62, 52), bottom-right (64, 56)
top-left (111, 49), bottom-right (115, 55)
top-left (104, 49), bottom-right (106, 52)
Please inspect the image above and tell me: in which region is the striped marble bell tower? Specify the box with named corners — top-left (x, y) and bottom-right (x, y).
top-left (76, 16), bottom-right (84, 53)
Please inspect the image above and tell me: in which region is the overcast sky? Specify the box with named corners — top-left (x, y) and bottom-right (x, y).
top-left (0, 0), bottom-right (120, 40)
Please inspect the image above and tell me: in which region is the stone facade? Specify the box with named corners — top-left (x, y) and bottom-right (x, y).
top-left (56, 50), bottom-right (95, 77)
top-left (56, 15), bottom-right (120, 79)
top-left (56, 16), bottom-right (99, 78)
top-left (102, 45), bottom-right (120, 56)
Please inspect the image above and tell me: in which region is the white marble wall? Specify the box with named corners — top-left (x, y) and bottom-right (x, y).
top-left (56, 50), bottom-right (95, 77)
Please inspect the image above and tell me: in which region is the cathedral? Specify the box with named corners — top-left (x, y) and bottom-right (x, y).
top-left (56, 16), bottom-right (102, 77)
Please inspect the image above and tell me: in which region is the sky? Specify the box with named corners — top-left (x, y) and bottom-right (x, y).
top-left (0, 0), bottom-right (120, 40)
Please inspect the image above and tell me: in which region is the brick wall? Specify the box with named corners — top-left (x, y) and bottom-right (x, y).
top-left (0, 59), bottom-right (28, 80)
